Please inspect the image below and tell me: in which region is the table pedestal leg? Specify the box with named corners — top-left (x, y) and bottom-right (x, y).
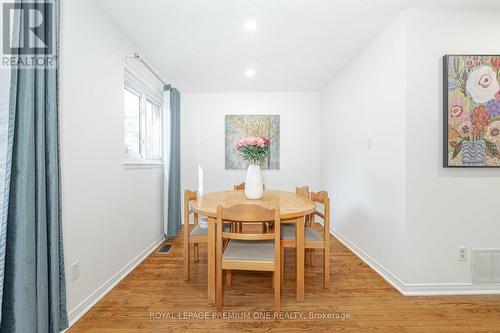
top-left (208, 217), bottom-right (216, 304)
top-left (296, 216), bottom-right (305, 301)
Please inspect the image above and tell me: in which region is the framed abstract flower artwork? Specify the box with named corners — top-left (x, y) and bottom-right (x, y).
top-left (225, 115), bottom-right (280, 170)
top-left (444, 55), bottom-right (500, 167)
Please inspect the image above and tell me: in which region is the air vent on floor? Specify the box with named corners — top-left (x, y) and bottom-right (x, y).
top-left (158, 244), bottom-right (173, 254)
top-left (472, 250), bottom-right (500, 284)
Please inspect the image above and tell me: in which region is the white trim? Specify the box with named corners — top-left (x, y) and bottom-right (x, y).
top-left (332, 228), bottom-right (407, 294)
top-left (332, 228), bottom-right (500, 296)
top-left (403, 283), bottom-right (500, 295)
top-left (66, 234), bottom-right (165, 328)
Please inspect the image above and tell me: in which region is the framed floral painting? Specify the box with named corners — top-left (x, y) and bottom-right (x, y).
top-left (225, 115), bottom-right (280, 170)
top-left (444, 55), bottom-right (500, 167)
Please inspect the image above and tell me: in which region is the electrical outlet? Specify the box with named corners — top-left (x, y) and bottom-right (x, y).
top-left (71, 261), bottom-right (80, 281)
top-left (458, 247), bottom-right (467, 261)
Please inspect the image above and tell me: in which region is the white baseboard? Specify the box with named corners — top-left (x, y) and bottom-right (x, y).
top-left (67, 234), bottom-right (166, 328)
top-left (403, 283), bottom-right (500, 295)
top-left (332, 228), bottom-right (407, 294)
top-left (332, 228), bottom-right (500, 296)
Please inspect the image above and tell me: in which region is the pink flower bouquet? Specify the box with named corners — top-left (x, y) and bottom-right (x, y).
top-left (234, 136), bottom-right (270, 165)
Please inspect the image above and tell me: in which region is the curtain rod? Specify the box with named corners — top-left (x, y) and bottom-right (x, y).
top-left (129, 53), bottom-right (171, 91)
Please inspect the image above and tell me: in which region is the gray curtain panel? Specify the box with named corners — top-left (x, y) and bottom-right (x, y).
top-left (0, 40), bottom-right (13, 327)
top-left (167, 88), bottom-right (181, 238)
top-left (0, 0), bottom-right (68, 332)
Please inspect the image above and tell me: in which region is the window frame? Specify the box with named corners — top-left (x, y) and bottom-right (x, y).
top-left (143, 96), bottom-right (163, 161)
top-left (123, 68), bottom-right (164, 166)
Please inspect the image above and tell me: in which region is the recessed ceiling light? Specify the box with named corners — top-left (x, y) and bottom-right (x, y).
top-left (243, 19), bottom-right (257, 32)
top-left (244, 68), bottom-right (255, 78)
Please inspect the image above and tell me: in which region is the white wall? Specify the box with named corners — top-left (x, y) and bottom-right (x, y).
top-left (320, 16), bottom-right (408, 281)
top-left (320, 9), bottom-right (500, 292)
top-left (181, 93), bottom-right (320, 194)
top-left (60, 0), bottom-right (164, 322)
top-left (405, 10), bottom-right (500, 285)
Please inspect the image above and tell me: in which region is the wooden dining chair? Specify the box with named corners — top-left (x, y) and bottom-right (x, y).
top-left (233, 182), bottom-right (266, 191)
top-left (281, 189), bottom-right (330, 289)
top-left (293, 186), bottom-right (314, 265)
top-left (233, 182), bottom-right (246, 191)
top-left (233, 182), bottom-right (267, 233)
top-left (216, 204), bottom-right (281, 312)
top-left (183, 189), bottom-right (230, 281)
top-left (183, 190), bottom-right (202, 281)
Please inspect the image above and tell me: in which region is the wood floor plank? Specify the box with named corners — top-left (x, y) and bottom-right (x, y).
top-left (69, 227), bottom-right (500, 332)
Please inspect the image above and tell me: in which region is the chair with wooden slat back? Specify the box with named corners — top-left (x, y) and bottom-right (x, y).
top-left (280, 188), bottom-right (330, 289)
top-left (295, 185), bottom-right (310, 198)
top-left (233, 182), bottom-right (245, 190)
top-left (293, 186), bottom-right (313, 265)
top-left (233, 182), bottom-right (267, 233)
top-left (216, 204), bottom-right (281, 312)
top-left (183, 189), bottom-right (231, 281)
top-left (233, 182), bottom-right (266, 191)
top-left (183, 190), bottom-right (200, 281)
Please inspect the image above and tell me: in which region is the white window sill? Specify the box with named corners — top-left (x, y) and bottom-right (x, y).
top-left (122, 160), bottom-right (163, 169)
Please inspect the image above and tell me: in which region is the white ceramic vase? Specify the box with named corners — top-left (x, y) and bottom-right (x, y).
top-left (244, 164), bottom-right (264, 200)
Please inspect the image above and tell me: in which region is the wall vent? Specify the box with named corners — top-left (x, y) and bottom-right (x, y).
top-left (472, 250), bottom-right (500, 284)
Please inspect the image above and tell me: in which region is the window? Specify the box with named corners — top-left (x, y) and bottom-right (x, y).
top-left (124, 69), bottom-right (163, 164)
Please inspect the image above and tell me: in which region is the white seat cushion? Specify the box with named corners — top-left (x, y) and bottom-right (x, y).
top-left (189, 224), bottom-right (230, 236)
top-left (281, 225), bottom-right (323, 241)
top-left (223, 240), bottom-right (275, 262)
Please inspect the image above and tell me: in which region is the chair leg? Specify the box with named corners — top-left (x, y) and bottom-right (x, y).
top-left (183, 238), bottom-right (189, 281)
top-left (274, 268), bottom-right (281, 313)
top-left (194, 243), bottom-right (199, 262)
top-left (323, 247), bottom-right (330, 289)
top-left (216, 269), bottom-right (223, 312)
top-left (227, 270), bottom-right (232, 287)
top-left (280, 247), bottom-right (285, 284)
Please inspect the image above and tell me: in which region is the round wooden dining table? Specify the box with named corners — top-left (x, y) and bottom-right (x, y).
top-left (191, 190), bottom-right (316, 303)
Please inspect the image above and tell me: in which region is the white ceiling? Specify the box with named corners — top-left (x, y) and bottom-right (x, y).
top-left (94, 0), bottom-right (500, 92)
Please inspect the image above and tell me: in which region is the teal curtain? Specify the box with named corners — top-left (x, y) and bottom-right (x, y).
top-left (0, 0), bottom-right (68, 332)
top-left (167, 88), bottom-right (181, 238)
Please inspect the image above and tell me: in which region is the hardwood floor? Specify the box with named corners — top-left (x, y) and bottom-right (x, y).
top-left (69, 228), bottom-right (500, 332)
